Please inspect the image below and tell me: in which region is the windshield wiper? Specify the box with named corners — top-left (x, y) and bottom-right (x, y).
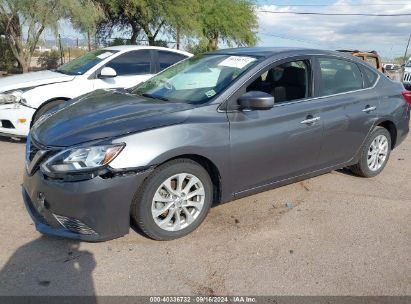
top-left (141, 93), bottom-right (169, 101)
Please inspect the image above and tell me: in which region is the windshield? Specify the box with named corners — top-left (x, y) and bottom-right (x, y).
top-left (56, 50), bottom-right (118, 75)
top-left (406, 61), bottom-right (411, 67)
top-left (131, 54), bottom-right (259, 104)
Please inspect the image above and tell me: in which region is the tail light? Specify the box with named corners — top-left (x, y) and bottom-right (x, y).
top-left (402, 90), bottom-right (411, 106)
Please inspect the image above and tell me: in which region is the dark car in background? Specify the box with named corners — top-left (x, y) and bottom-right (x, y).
top-left (23, 48), bottom-right (410, 241)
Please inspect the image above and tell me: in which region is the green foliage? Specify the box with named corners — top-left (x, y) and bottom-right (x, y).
top-left (97, 0), bottom-right (257, 51)
top-left (37, 50), bottom-right (60, 70)
top-left (195, 0), bottom-right (258, 51)
top-left (108, 37), bottom-right (129, 46)
top-left (186, 40), bottom-right (210, 55)
top-left (151, 39), bottom-right (169, 47)
top-left (0, 0), bottom-right (103, 72)
top-left (97, 0), bottom-right (197, 45)
top-left (393, 56), bottom-right (410, 65)
top-left (0, 36), bottom-right (16, 72)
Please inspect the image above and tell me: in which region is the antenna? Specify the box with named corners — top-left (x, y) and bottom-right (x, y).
top-left (404, 33), bottom-right (411, 64)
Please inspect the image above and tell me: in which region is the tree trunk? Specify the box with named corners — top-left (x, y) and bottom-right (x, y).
top-left (130, 31), bottom-right (138, 45)
top-left (129, 20), bottom-right (139, 45)
top-left (87, 31), bottom-right (91, 51)
top-left (21, 63), bottom-right (29, 73)
top-left (208, 34), bottom-right (219, 51)
top-left (148, 36), bottom-right (155, 46)
top-left (141, 21), bottom-right (165, 46)
top-left (176, 27), bottom-right (180, 50)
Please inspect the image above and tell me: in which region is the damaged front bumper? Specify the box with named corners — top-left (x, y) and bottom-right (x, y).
top-left (22, 167), bottom-right (152, 241)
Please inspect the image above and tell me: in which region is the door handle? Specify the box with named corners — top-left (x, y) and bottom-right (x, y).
top-left (362, 106), bottom-right (377, 113)
top-left (300, 116), bottom-right (320, 124)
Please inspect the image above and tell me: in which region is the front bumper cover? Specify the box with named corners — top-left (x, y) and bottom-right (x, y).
top-left (22, 168), bottom-right (151, 241)
top-left (0, 103), bottom-right (35, 137)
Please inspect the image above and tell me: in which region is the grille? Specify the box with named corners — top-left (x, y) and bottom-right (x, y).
top-left (404, 73), bottom-right (411, 83)
top-left (53, 214), bottom-right (98, 235)
top-left (28, 139), bottom-right (40, 162)
top-left (25, 137), bottom-right (51, 175)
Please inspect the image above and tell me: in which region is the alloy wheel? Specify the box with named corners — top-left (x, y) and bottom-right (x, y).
top-left (151, 173), bottom-right (205, 231)
top-left (367, 134), bottom-right (389, 171)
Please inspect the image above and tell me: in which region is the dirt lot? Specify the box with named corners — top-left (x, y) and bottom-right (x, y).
top-left (0, 130), bottom-right (410, 296)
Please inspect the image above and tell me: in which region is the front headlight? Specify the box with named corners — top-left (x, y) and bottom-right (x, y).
top-left (0, 90), bottom-right (23, 104)
top-left (41, 144), bottom-right (125, 174)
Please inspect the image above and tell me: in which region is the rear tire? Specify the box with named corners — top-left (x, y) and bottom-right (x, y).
top-left (131, 159), bottom-right (213, 240)
top-left (350, 126), bottom-right (391, 177)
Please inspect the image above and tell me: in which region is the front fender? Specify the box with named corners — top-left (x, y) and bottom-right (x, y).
top-left (22, 77), bottom-right (90, 108)
top-left (109, 106), bottom-right (231, 199)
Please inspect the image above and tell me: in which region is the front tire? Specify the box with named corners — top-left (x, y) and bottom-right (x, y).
top-left (350, 126), bottom-right (391, 177)
top-left (131, 159), bottom-right (213, 240)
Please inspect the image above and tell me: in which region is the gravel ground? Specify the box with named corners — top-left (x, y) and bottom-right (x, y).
top-left (0, 128), bottom-right (410, 296)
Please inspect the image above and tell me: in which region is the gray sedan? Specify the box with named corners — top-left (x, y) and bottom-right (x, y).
top-left (23, 47), bottom-right (410, 241)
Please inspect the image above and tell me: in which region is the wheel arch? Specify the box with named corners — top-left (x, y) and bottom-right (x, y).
top-left (30, 97), bottom-right (71, 127)
top-left (376, 120), bottom-right (397, 149)
top-left (156, 154), bottom-right (223, 205)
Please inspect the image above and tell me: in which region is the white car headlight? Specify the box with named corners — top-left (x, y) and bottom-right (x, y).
top-left (0, 90), bottom-right (23, 104)
top-left (41, 144), bottom-right (125, 174)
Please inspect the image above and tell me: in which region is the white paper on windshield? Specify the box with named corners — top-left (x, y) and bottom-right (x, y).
top-left (205, 89), bottom-right (216, 98)
top-left (97, 52), bottom-right (114, 59)
top-left (218, 56), bottom-right (256, 69)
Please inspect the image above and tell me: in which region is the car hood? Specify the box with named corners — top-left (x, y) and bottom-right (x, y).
top-left (32, 89), bottom-right (194, 147)
top-left (0, 70), bottom-right (74, 93)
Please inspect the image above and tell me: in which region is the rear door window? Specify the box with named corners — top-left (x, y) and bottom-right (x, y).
top-left (105, 50), bottom-right (153, 75)
top-left (361, 66), bottom-right (379, 88)
top-left (318, 58), bottom-right (363, 96)
top-left (157, 51), bottom-right (188, 72)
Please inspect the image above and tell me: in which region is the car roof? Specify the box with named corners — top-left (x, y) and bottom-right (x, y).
top-left (209, 47), bottom-right (347, 59)
top-left (103, 45), bottom-right (193, 57)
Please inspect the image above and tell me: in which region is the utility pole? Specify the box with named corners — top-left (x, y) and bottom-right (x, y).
top-left (176, 27), bottom-right (180, 50)
top-left (87, 31), bottom-right (91, 51)
top-left (403, 33), bottom-right (411, 64)
top-left (58, 34), bottom-right (64, 65)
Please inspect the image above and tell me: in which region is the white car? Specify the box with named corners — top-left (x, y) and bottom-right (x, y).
top-left (0, 46), bottom-right (192, 138)
top-left (403, 59), bottom-right (411, 91)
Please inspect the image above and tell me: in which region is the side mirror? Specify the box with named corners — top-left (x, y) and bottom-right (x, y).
top-left (99, 67), bottom-right (117, 78)
top-left (238, 91), bottom-right (274, 111)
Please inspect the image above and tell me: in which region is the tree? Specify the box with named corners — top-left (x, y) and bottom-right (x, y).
top-left (0, 0), bottom-right (103, 73)
top-left (195, 0), bottom-right (257, 51)
top-left (96, 0), bottom-right (257, 52)
top-left (96, 0), bottom-right (142, 45)
top-left (97, 0), bottom-right (198, 46)
top-left (37, 49), bottom-right (60, 70)
top-left (0, 22), bottom-right (16, 72)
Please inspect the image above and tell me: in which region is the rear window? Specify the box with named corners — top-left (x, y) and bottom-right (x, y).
top-left (361, 66), bottom-right (378, 88)
top-left (157, 51), bottom-right (188, 71)
top-left (318, 58), bottom-right (363, 96)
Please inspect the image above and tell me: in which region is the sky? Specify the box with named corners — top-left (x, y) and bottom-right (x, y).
top-left (52, 0), bottom-right (411, 60)
top-left (255, 0), bottom-right (411, 59)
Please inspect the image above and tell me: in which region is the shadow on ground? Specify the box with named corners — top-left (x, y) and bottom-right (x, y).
top-left (0, 236), bottom-right (96, 298)
top-left (0, 136), bottom-right (26, 144)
